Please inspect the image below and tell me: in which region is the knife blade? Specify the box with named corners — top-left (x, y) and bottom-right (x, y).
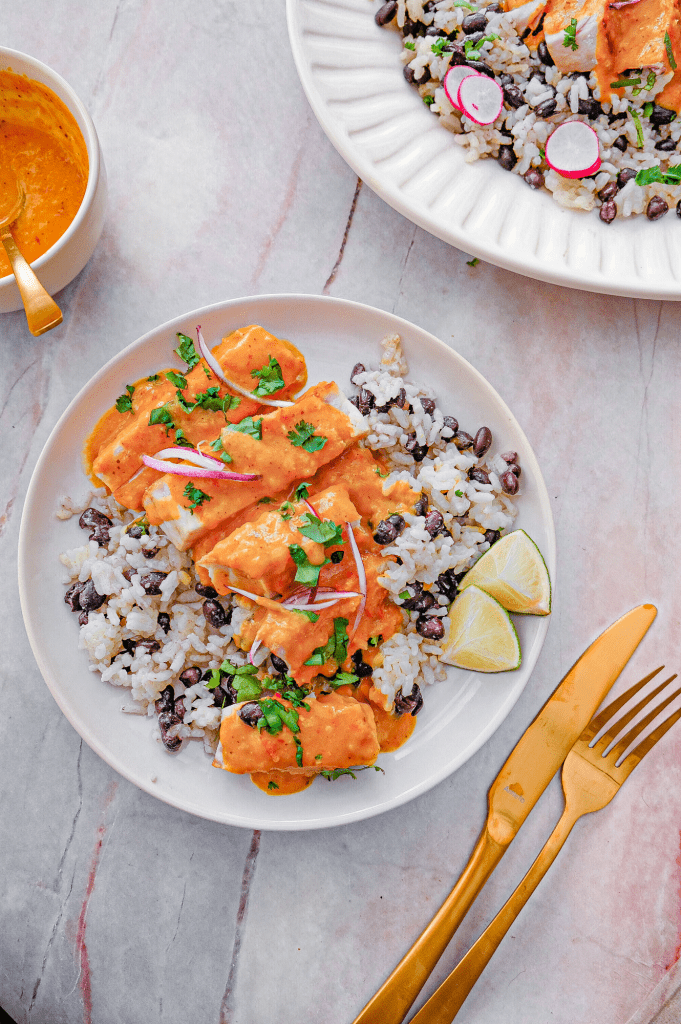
top-left (351, 603), bottom-right (657, 1024)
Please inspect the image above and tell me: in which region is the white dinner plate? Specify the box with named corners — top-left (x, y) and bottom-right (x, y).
top-left (19, 294), bottom-right (555, 830)
top-left (287, 0), bottom-right (681, 300)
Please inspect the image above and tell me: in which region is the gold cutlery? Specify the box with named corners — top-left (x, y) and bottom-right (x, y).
top-left (351, 604), bottom-right (657, 1024)
top-left (410, 665), bottom-right (681, 1023)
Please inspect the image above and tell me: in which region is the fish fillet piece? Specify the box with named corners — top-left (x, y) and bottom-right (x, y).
top-left (544, 0), bottom-right (605, 72)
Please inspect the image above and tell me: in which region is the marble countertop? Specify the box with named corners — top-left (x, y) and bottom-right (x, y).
top-left (3, 3), bottom-right (681, 1023)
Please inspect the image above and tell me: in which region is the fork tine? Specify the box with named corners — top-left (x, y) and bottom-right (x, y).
top-left (593, 673), bottom-right (676, 752)
top-left (621, 701), bottom-right (681, 767)
top-left (608, 675), bottom-right (680, 762)
top-left (583, 666), bottom-right (664, 745)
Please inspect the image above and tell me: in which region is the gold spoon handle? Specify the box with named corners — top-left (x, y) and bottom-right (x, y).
top-left (409, 809), bottom-right (578, 1024)
top-left (1, 227), bottom-right (62, 336)
top-left (351, 829), bottom-right (507, 1024)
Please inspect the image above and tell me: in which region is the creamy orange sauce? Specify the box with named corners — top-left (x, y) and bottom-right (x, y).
top-left (0, 70), bottom-right (88, 277)
top-left (86, 326), bottom-right (425, 795)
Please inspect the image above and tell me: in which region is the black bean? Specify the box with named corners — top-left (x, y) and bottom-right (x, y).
top-left (416, 616), bottom-right (445, 640)
top-left (136, 639), bottom-right (161, 655)
top-left (202, 668), bottom-right (214, 682)
top-left (465, 59), bottom-right (495, 79)
top-left (357, 387), bottom-right (375, 416)
top-left (500, 450), bottom-right (518, 463)
top-left (537, 40), bottom-right (553, 66)
top-left (122, 567), bottom-right (135, 582)
top-left (442, 415), bottom-right (459, 435)
top-left (239, 702), bottom-right (264, 728)
top-left (503, 84), bottom-right (525, 109)
top-left (534, 98), bottom-right (557, 118)
top-left (203, 598), bottom-right (231, 628)
top-left (158, 711), bottom-right (182, 752)
top-left (377, 387), bottom-right (407, 412)
top-left (508, 463), bottom-right (521, 477)
top-left (424, 509), bottom-right (446, 537)
top-left (445, 40), bottom-right (466, 60)
top-left (155, 685), bottom-right (175, 714)
top-left (79, 507), bottom-right (113, 546)
top-left (78, 611), bottom-right (89, 626)
top-left (373, 520), bottom-right (398, 545)
top-left (374, 0), bottom-right (397, 26)
top-left (577, 98), bottom-right (602, 119)
top-left (462, 10), bottom-right (488, 32)
top-left (650, 105), bottom-right (677, 126)
top-left (425, 25), bottom-right (444, 36)
top-left (351, 362), bottom-right (365, 383)
top-left (530, 71), bottom-right (546, 85)
top-left (387, 513), bottom-right (406, 535)
top-left (195, 582), bottom-right (218, 598)
top-left (647, 196), bottom-right (669, 220)
top-left (484, 529), bottom-right (501, 545)
top-left (139, 572), bottom-right (167, 595)
top-left (677, 199), bottom-right (681, 218)
top-left (179, 667), bottom-right (202, 687)
top-left (404, 590), bottom-right (436, 613)
top-left (473, 426), bottom-right (492, 457)
top-left (78, 579), bottom-right (107, 612)
top-left (270, 654), bottom-right (288, 675)
top-left (213, 683), bottom-right (237, 708)
top-left (394, 683), bottom-right (424, 716)
top-left (617, 167), bottom-right (637, 189)
top-left (157, 612), bottom-right (171, 634)
top-left (404, 434), bottom-right (429, 462)
top-left (524, 168), bottom-right (545, 189)
top-left (464, 31), bottom-right (485, 45)
top-left (351, 649), bottom-right (374, 677)
top-left (609, 112), bottom-right (627, 124)
top-left (128, 524), bottom-right (144, 539)
top-left (499, 73), bottom-right (513, 86)
top-left (420, 396), bottom-right (436, 416)
top-left (498, 144), bottom-right (517, 171)
top-left (435, 570), bottom-right (458, 602)
top-left (655, 137), bottom-right (677, 151)
top-left (501, 469), bottom-right (520, 494)
top-left (174, 696), bottom-right (186, 721)
top-left (469, 467), bottom-right (490, 485)
top-left (404, 63), bottom-right (431, 86)
top-left (598, 181), bottom-right (618, 202)
top-left (403, 16), bottom-right (425, 35)
top-left (454, 431), bottom-right (474, 450)
top-left (65, 581), bottom-right (85, 611)
top-left (413, 495), bottom-right (428, 517)
top-left (612, 135), bottom-right (628, 153)
top-left (485, 2), bottom-right (503, 10)
top-left (141, 546), bottom-right (160, 559)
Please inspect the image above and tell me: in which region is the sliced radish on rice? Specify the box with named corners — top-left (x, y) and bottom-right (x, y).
top-left (443, 66), bottom-right (481, 111)
top-left (195, 327), bottom-right (294, 408)
top-left (457, 74), bottom-right (503, 125)
top-left (545, 120), bottom-right (601, 178)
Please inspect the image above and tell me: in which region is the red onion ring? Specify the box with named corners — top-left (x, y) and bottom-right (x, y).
top-left (195, 326), bottom-right (294, 408)
top-left (141, 454), bottom-right (259, 481)
top-left (346, 521), bottom-right (367, 637)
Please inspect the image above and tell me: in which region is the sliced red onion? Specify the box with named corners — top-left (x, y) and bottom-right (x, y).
top-left (303, 499), bottom-right (318, 518)
top-left (195, 326), bottom-right (294, 408)
top-left (346, 521), bottom-right (367, 637)
top-left (609, 1), bottom-right (642, 8)
top-left (141, 453), bottom-right (259, 481)
top-left (154, 446), bottom-right (226, 470)
top-left (248, 639), bottom-right (262, 665)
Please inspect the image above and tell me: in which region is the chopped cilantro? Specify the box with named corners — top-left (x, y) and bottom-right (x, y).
top-left (453, 0), bottom-right (476, 8)
top-left (645, 71), bottom-right (657, 90)
top-left (267, 781), bottom-right (279, 791)
top-left (398, 589), bottom-right (411, 601)
top-left (229, 416), bottom-right (263, 440)
top-left (294, 735), bottom-right (304, 767)
top-left (322, 765), bottom-right (385, 781)
top-left (115, 384), bottom-right (135, 413)
top-left (258, 497), bottom-right (273, 504)
top-left (298, 513), bottom-right (344, 548)
top-left (209, 437), bottom-right (232, 463)
top-left (293, 482), bottom-right (311, 501)
top-left (257, 698), bottom-right (300, 736)
top-left (175, 390), bottom-right (196, 413)
top-left (173, 428), bottom-right (194, 448)
top-left (149, 404), bottom-right (175, 435)
top-left (430, 38), bottom-right (449, 55)
top-left (304, 617), bottom-right (349, 667)
top-left (374, 467), bottom-right (389, 478)
top-left (279, 501), bottom-right (295, 520)
top-left (466, 257), bottom-right (480, 267)
top-left (315, 754), bottom-right (323, 762)
top-left (666, 30), bottom-right (677, 70)
top-left (563, 18), bottom-right (578, 50)
top-left (288, 544), bottom-right (330, 587)
top-left (423, 95), bottom-right (435, 105)
top-left (404, 40), bottom-right (416, 50)
top-left (643, 100), bottom-right (654, 119)
top-left (183, 483), bottom-right (211, 513)
top-left (610, 76), bottom-right (641, 89)
top-left (330, 672), bottom-right (359, 687)
top-left (146, 374), bottom-right (160, 383)
top-left (251, 355), bottom-right (285, 397)
top-left (330, 551), bottom-right (345, 564)
top-left (368, 635), bottom-right (383, 647)
top-left (191, 387), bottom-right (241, 416)
top-left (455, 488), bottom-right (464, 497)
top-left (217, 660), bottom-right (262, 700)
top-left (174, 333), bottom-right (200, 369)
top-left (464, 33), bottom-right (498, 58)
top-left (287, 420), bottom-right (328, 453)
top-left (166, 370), bottom-right (188, 390)
top-left (635, 163), bottom-right (681, 186)
top-left (292, 608), bottom-right (320, 623)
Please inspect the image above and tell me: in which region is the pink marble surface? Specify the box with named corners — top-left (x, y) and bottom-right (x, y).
top-left (2, 3), bottom-right (681, 1023)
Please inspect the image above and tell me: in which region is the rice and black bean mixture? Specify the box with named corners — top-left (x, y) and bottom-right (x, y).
top-left (376, 0), bottom-right (681, 222)
top-left (58, 335), bottom-right (519, 760)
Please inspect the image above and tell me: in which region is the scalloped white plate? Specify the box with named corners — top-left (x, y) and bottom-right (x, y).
top-left (19, 294), bottom-right (554, 830)
top-left (287, 0), bottom-right (681, 299)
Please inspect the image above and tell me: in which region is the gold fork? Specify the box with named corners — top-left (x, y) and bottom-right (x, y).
top-left (409, 666), bottom-right (681, 1024)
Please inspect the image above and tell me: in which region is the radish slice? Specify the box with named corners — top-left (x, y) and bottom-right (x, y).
top-left (457, 74), bottom-right (504, 125)
top-left (141, 454), bottom-right (259, 481)
top-left (195, 327), bottom-right (294, 409)
top-left (345, 521), bottom-right (367, 637)
top-left (443, 66), bottom-right (480, 111)
top-left (545, 120), bottom-right (601, 178)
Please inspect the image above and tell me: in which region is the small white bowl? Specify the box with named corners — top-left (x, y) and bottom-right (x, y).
top-left (0, 48), bottom-right (107, 314)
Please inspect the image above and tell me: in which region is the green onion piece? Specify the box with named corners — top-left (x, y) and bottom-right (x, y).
top-left (665, 31), bottom-right (677, 70)
top-left (629, 106), bottom-right (645, 149)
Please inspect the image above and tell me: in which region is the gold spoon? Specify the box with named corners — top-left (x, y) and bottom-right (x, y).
top-left (0, 181), bottom-right (63, 336)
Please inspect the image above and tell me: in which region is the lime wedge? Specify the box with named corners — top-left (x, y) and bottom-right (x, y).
top-left (440, 586), bottom-right (521, 672)
top-left (459, 529), bottom-right (551, 615)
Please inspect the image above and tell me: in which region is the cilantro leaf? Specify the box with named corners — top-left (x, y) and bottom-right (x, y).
top-left (183, 483), bottom-right (211, 513)
top-left (146, 374), bottom-right (160, 383)
top-left (209, 437), bottom-right (232, 463)
top-left (292, 608), bottom-right (320, 623)
top-left (404, 40), bottom-right (416, 50)
top-left (251, 355), bottom-right (285, 397)
top-left (298, 513), bottom-right (344, 548)
top-left (562, 18), bottom-right (578, 50)
top-left (115, 384), bottom-right (135, 414)
top-left (430, 38), bottom-right (449, 55)
top-left (166, 370), bottom-right (188, 390)
top-left (267, 780), bottom-right (279, 790)
top-left (174, 333), bottom-right (200, 369)
top-left (173, 428), bottom-right (194, 448)
top-left (229, 416), bottom-right (263, 440)
top-left (288, 544), bottom-right (330, 587)
top-left (304, 617), bottom-right (349, 667)
top-left (175, 390), bottom-right (196, 413)
top-left (256, 698), bottom-right (300, 736)
top-left (149, 404), bottom-right (175, 435)
top-left (279, 501), bottom-right (295, 520)
top-left (293, 482), bottom-right (310, 501)
top-left (287, 420), bottom-right (328, 453)
top-left (193, 387), bottom-right (241, 414)
top-left (635, 163), bottom-right (681, 186)
top-left (330, 672), bottom-right (359, 687)
top-left (368, 634), bottom-right (383, 647)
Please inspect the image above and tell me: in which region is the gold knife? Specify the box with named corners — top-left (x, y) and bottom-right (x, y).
top-left (351, 603), bottom-right (657, 1024)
